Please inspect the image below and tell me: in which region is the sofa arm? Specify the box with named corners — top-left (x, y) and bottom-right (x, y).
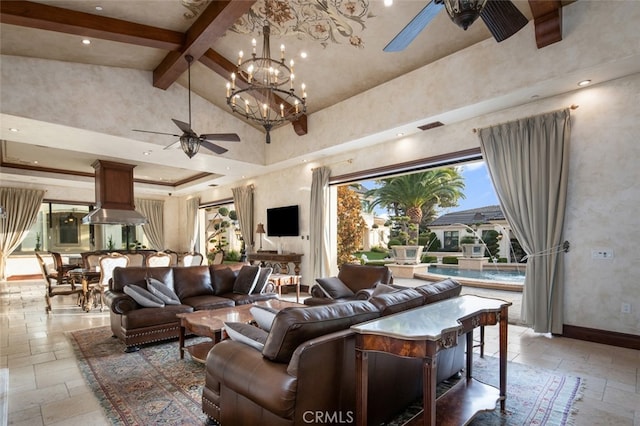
top-left (104, 290), bottom-right (138, 314)
top-left (309, 283), bottom-right (329, 298)
top-left (206, 339), bottom-right (296, 419)
top-left (355, 288), bottom-right (374, 300)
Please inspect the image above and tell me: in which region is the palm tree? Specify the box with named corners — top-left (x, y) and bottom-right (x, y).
top-left (365, 168), bottom-right (465, 242)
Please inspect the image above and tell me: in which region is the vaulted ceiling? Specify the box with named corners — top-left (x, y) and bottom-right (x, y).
top-left (1, 0), bottom-right (570, 194)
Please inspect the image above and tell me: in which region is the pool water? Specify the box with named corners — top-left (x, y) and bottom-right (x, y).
top-left (427, 266), bottom-right (526, 284)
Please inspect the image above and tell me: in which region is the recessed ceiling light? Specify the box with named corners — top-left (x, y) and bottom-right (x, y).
top-left (396, 132), bottom-right (404, 137)
top-left (384, 0), bottom-right (393, 6)
top-left (143, 151), bottom-right (151, 156)
top-left (9, 128), bottom-right (19, 132)
top-left (300, 52), bottom-right (307, 59)
top-left (33, 160), bottom-right (38, 164)
top-left (95, 6), bottom-right (103, 11)
top-left (577, 79), bottom-right (591, 87)
top-left (82, 39), bottom-right (91, 45)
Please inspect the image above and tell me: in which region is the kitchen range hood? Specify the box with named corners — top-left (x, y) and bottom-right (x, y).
top-left (82, 160), bottom-right (148, 225)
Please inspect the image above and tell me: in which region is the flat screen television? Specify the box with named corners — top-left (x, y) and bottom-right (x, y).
top-left (266, 205), bottom-right (299, 237)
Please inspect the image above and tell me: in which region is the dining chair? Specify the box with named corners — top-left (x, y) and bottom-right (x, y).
top-left (49, 251), bottom-right (75, 285)
top-left (84, 253), bottom-right (103, 269)
top-left (211, 251), bottom-right (224, 265)
top-left (146, 252), bottom-right (172, 267)
top-left (94, 253), bottom-right (130, 311)
top-left (36, 251), bottom-right (82, 313)
top-left (180, 252), bottom-right (204, 266)
top-left (124, 252), bottom-right (145, 267)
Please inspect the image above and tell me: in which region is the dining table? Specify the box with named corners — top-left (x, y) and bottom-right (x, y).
top-left (68, 268), bottom-right (101, 312)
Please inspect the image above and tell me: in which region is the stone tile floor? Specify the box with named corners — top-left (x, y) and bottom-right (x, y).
top-left (1, 279), bottom-right (638, 425)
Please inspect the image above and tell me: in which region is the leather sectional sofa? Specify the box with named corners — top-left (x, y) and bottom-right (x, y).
top-left (104, 264), bottom-right (277, 352)
top-left (203, 278), bottom-right (464, 425)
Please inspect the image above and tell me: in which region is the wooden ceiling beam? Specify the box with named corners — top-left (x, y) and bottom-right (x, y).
top-left (152, 1), bottom-right (255, 89)
top-left (528, 0), bottom-right (563, 48)
top-left (0, 1), bottom-right (184, 50)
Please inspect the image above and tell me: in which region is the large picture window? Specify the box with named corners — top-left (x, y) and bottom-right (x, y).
top-left (443, 231), bottom-right (459, 250)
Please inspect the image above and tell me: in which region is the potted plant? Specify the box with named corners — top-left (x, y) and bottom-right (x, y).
top-left (387, 216), bottom-right (423, 265)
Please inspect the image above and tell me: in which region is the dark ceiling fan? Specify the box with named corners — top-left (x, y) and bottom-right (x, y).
top-left (384, 0), bottom-right (528, 52)
top-left (133, 55), bottom-right (240, 158)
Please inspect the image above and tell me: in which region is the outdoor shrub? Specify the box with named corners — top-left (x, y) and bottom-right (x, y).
top-left (421, 255), bottom-right (437, 263)
top-left (224, 250), bottom-right (240, 262)
top-left (497, 257), bottom-right (508, 263)
top-left (442, 256), bottom-right (459, 265)
top-left (387, 238), bottom-right (402, 248)
top-left (460, 236), bottom-right (476, 244)
top-left (371, 245), bottom-right (387, 253)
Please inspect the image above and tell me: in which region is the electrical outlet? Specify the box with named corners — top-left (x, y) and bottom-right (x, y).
top-left (621, 303), bottom-right (631, 314)
top-left (591, 249), bottom-right (614, 259)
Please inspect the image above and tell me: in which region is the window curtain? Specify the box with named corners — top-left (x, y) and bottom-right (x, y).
top-left (310, 167), bottom-right (331, 280)
top-left (232, 185), bottom-right (254, 252)
top-left (478, 108), bottom-right (571, 334)
top-left (135, 198), bottom-right (164, 251)
top-left (185, 197), bottom-right (200, 252)
top-left (0, 187), bottom-right (45, 280)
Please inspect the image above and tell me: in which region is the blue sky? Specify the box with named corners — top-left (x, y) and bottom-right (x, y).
top-left (361, 160), bottom-right (499, 217)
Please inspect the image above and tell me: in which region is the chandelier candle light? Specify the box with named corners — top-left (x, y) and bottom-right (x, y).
top-left (226, 22), bottom-right (307, 144)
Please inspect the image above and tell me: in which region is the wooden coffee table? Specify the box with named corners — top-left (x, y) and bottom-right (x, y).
top-left (176, 299), bottom-right (301, 362)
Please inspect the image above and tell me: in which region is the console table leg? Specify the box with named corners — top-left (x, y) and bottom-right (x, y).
top-left (466, 331), bottom-right (473, 379)
top-left (179, 324), bottom-right (185, 359)
top-left (423, 355), bottom-right (437, 426)
top-left (499, 305), bottom-right (509, 411)
top-left (355, 349), bottom-right (368, 426)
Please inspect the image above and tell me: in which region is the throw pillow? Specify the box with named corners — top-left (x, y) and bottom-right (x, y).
top-left (123, 284), bottom-right (165, 308)
top-left (250, 305), bottom-right (278, 331)
top-left (252, 267), bottom-right (273, 294)
top-left (224, 322), bottom-right (268, 351)
top-left (146, 277), bottom-right (181, 305)
top-left (372, 283), bottom-right (398, 297)
top-left (315, 276), bottom-right (355, 299)
top-left (233, 265), bottom-right (261, 294)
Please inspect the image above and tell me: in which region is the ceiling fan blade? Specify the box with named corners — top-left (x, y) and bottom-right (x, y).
top-left (200, 133), bottom-right (241, 142)
top-left (384, 1), bottom-right (443, 52)
top-left (132, 129), bottom-right (181, 137)
top-left (163, 139), bottom-right (181, 150)
top-left (200, 140), bottom-right (228, 155)
top-left (172, 119), bottom-right (195, 135)
top-left (480, 0), bottom-right (528, 42)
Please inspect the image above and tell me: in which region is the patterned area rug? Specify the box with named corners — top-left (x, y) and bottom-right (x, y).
top-left (70, 326), bottom-right (583, 426)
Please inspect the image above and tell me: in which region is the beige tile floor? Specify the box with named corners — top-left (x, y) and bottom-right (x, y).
top-left (1, 279), bottom-right (638, 425)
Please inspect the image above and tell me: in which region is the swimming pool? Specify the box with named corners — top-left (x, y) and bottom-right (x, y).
top-left (427, 265), bottom-right (526, 284)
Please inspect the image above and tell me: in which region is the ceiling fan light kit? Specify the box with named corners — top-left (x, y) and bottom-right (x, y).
top-left (225, 17), bottom-right (307, 144)
top-left (441, 0), bottom-right (488, 30)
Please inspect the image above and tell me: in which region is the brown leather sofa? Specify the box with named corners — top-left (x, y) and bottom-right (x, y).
top-left (203, 278), bottom-right (464, 425)
top-left (303, 264), bottom-right (394, 306)
top-left (104, 264), bottom-right (277, 352)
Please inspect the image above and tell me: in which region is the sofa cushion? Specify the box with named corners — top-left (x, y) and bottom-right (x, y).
top-left (369, 288), bottom-right (424, 316)
top-left (145, 267), bottom-right (174, 290)
top-left (220, 292), bottom-right (278, 305)
top-left (173, 265), bottom-right (214, 300)
top-left (180, 295), bottom-right (235, 310)
top-left (146, 278), bottom-right (181, 305)
top-left (252, 267), bottom-right (273, 294)
top-left (315, 277), bottom-right (354, 299)
top-left (224, 322), bottom-right (268, 351)
top-left (372, 283), bottom-right (398, 297)
top-left (250, 306), bottom-right (278, 331)
top-left (111, 266), bottom-right (148, 292)
top-left (233, 265), bottom-right (261, 294)
top-left (212, 267), bottom-right (238, 295)
top-left (415, 278), bottom-right (462, 304)
top-left (337, 264), bottom-right (393, 292)
top-left (123, 285), bottom-right (165, 308)
top-left (262, 301), bottom-right (379, 363)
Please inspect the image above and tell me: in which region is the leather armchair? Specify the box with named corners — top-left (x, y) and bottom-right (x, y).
top-left (304, 264), bottom-right (393, 306)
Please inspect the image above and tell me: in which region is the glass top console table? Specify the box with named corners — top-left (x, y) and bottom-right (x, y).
top-left (351, 295), bottom-right (511, 426)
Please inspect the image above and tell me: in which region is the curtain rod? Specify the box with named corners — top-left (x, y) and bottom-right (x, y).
top-left (472, 104), bottom-right (578, 133)
top-left (311, 158), bottom-right (353, 171)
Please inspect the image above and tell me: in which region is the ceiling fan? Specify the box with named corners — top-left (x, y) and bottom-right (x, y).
top-left (133, 55), bottom-right (240, 158)
top-left (384, 0), bottom-right (528, 52)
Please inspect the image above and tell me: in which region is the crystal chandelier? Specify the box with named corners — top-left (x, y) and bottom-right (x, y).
top-left (226, 21), bottom-right (307, 144)
top-left (441, 0), bottom-right (488, 30)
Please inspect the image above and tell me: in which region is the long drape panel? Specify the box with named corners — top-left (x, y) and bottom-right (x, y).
top-left (310, 167), bottom-right (332, 280)
top-left (479, 108), bottom-right (571, 334)
top-left (135, 198), bottom-right (164, 250)
top-left (185, 197), bottom-right (200, 252)
top-left (0, 187), bottom-right (45, 280)
top-left (232, 185), bottom-right (254, 252)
